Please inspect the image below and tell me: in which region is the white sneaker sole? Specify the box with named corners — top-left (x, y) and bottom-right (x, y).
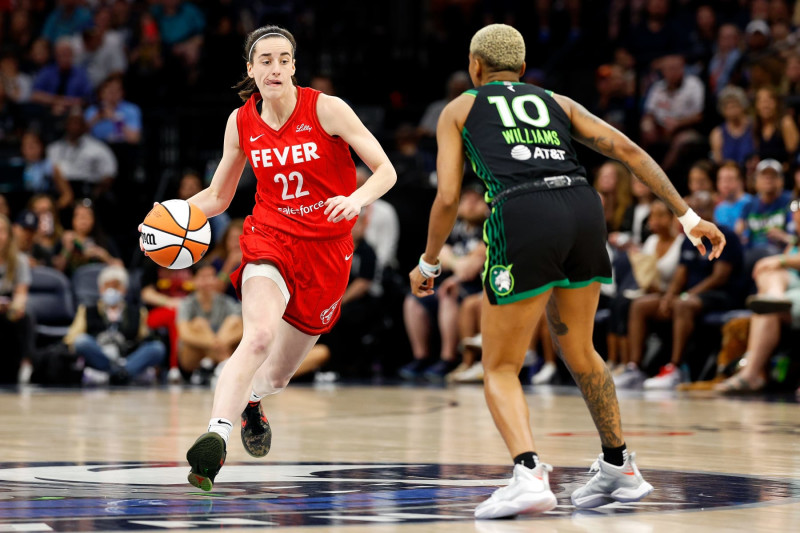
top-left (571, 481), bottom-right (654, 509)
top-left (474, 490), bottom-right (557, 519)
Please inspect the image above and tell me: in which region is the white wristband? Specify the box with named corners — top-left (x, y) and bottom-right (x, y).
top-left (678, 208), bottom-right (702, 246)
top-left (418, 255), bottom-right (442, 279)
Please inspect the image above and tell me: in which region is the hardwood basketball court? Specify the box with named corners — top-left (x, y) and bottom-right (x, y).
top-left (1, 384), bottom-right (798, 532)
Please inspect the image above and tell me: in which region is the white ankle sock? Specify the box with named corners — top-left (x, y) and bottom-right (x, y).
top-left (207, 418), bottom-right (233, 445)
top-left (250, 391), bottom-right (263, 402)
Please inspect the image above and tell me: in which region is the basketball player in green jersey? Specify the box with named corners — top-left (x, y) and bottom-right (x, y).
top-left (410, 24), bottom-right (726, 519)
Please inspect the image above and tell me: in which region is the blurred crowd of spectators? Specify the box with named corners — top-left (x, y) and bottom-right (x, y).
top-left (1, 1), bottom-right (800, 396)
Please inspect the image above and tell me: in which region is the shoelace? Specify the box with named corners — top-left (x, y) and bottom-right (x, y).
top-left (587, 460), bottom-right (600, 474)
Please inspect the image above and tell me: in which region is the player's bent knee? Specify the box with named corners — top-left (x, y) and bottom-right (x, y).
top-left (268, 374), bottom-right (291, 393)
top-left (562, 348), bottom-right (603, 373)
top-left (241, 329), bottom-right (275, 358)
top-left (255, 373), bottom-right (290, 396)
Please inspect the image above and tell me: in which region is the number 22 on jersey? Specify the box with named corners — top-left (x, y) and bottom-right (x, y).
top-left (275, 171), bottom-right (309, 200)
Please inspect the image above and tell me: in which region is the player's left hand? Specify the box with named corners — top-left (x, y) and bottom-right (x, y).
top-left (688, 220), bottom-right (726, 260)
top-left (409, 266), bottom-right (434, 297)
top-left (324, 195), bottom-right (361, 223)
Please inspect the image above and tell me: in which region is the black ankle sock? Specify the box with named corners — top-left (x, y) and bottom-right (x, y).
top-left (513, 451), bottom-right (539, 469)
top-left (602, 443), bottom-right (627, 466)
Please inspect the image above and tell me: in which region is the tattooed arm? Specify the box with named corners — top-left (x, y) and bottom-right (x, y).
top-left (553, 93), bottom-right (686, 215)
top-left (553, 93), bottom-right (726, 260)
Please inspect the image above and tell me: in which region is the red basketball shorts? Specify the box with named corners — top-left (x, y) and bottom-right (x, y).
top-left (230, 215), bottom-right (353, 335)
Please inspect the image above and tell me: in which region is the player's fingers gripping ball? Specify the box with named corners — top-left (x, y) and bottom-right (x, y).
top-left (140, 199), bottom-right (211, 269)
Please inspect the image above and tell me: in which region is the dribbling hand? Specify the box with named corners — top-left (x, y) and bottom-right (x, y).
top-left (324, 195), bottom-right (361, 223)
top-left (687, 219), bottom-right (726, 260)
top-left (409, 266), bottom-right (435, 297)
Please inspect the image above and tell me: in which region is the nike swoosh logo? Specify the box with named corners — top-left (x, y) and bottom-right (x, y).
top-left (623, 471), bottom-right (636, 476)
top-left (345, 254), bottom-right (353, 260)
top-left (250, 134), bottom-right (265, 142)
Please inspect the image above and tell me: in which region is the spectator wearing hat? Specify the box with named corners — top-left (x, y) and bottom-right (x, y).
top-left (737, 20), bottom-right (784, 93)
top-left (12, 210), bottom-right (38, 264)
top-left (736, 158), bottom-right (794, 268)
top-left (65, 265), bottom-right (166, 385)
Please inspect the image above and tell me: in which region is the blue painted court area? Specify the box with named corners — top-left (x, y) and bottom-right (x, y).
top-left (0, 462), bottom-right (798, 530)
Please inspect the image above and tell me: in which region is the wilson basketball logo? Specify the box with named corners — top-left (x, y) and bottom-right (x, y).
top-left (140, 199), bottom-right (211, 269)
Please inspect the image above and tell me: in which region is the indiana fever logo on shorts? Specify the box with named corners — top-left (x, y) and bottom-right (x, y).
top-left (489, 264), bottom-right (515, 296)
top-left (320, 298), bottom-right (342, 325)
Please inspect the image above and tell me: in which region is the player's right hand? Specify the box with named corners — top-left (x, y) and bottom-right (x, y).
top-left (688, 219), bottom-right (726, 260)
top-left (409, 266), bottom-right (434, 297)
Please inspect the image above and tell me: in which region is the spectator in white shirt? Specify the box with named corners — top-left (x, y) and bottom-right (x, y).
top-left (46, 107), bottom-right (117, 199)
top-left (640, 55), bottom-right (705, 172)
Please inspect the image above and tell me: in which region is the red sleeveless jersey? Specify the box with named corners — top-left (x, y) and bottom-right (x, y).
top-left (236, 87), bottom-right (357, 239)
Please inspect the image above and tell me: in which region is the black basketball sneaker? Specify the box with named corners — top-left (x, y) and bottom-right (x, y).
top-left (241, 400), bottom-right (272, 457)
top-left (186, 432), bottom-right (227, 491)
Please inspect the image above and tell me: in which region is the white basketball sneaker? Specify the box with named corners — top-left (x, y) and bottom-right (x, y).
top-left (571, 452), bottom-right (653, 509)
top-left (474, 463), bottom-right (558, 519)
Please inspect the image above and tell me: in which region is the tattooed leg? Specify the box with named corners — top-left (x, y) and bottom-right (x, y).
top-left (547, 289), bottom-right (625, 448)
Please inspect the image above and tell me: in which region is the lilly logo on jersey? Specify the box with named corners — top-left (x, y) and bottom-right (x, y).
top-left (296, 123), bottom-right (312, 133)
top-left (250, 142), bottom-right (320, 168)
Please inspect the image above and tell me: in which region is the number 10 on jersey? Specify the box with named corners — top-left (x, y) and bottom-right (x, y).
top-left (275, 171), bottom-right (309, 200)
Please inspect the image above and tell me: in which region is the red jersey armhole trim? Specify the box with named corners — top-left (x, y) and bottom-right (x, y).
top-left (235, 104), bottom-right (246, 149)
top-left (307, 88), bottom-right (343, 143)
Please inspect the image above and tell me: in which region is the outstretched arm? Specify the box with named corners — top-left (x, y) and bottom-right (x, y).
top-left (554, 94), bottom-right (726, 260)
top-left (555, 94), bottom-right (686, 215)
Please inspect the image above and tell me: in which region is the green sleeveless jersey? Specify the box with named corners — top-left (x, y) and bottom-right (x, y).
top-left (462, 81), bottom-right (587, 201)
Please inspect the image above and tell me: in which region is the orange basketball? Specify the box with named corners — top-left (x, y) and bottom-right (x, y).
top-left (140, 199), bottom-right (211, 269)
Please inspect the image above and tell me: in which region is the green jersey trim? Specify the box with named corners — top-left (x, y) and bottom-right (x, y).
top-left (491, 275), bottom-right (613, 305)
top-left (486, 81), bottom-right (525, 86)
top-left (462, 127), bottom-right (502, 198)
top-left (464, 89), bottom-right (478, 96)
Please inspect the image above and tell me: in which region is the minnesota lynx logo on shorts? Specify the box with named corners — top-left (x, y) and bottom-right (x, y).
top-left (489, 264), bottom-right (514, 296)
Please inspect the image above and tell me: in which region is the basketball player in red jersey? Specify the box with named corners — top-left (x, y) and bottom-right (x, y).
top-left (157, 26), bottom-right (396, 490)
